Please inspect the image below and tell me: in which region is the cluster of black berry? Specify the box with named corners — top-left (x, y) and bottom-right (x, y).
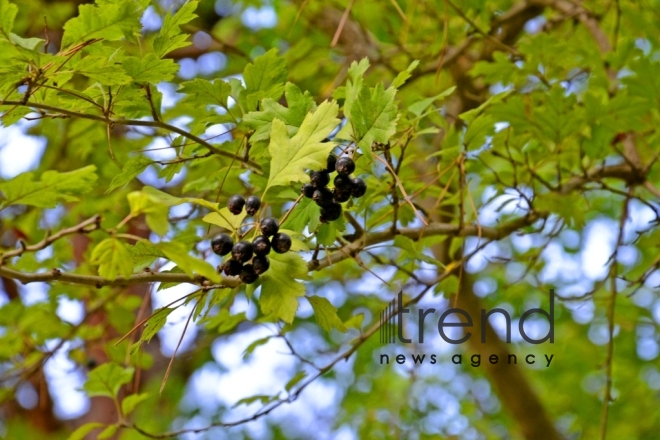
top-left (302, 154), bottom-right (367, 222)
top-left (210, 196), bottom-right (292, 284)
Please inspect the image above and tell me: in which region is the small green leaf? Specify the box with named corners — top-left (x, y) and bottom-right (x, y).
top-left (203, 309), bottom-right (247, 334)
top-left (83, 363), bottom-right (134, 399)
top-left (97, 425), bottom-right (118, 440)
top-left (121, 393), bottom-right (149, 416)
top-left (285, 371), bottom-right (307, 392)
top-left (0, 0), bottom-right (18, 37)
top-left (408, 87), bottom-right (456, 117)
top-left (179, 77), bottom-right (232, 108)
top-left (67, 423), bottom-right (105, 440)
top-left (90, 238), bottom-right (134, 281)
top-left (107, 155), bottom-right (152, 193)
top-left (153, 0), bottom-right (198, 57)
top-left (307, 296), bottom-right (347, 333)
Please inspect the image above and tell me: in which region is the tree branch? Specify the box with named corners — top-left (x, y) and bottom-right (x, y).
top-left (0, 100), bottom-right (262, 173)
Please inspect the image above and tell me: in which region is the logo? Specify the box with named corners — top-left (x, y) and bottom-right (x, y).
top-left (379, 289), bottom-right (556, 368)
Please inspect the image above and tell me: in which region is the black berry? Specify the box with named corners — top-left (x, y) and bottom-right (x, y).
top-left (240, 264), bottom-right (259, 284)
top-left (335, 157), bottom-right (355, 175)
top-left (333, 187), bottom-right (352, 203)
top-left (302, 183), bottom-right (316, 198)
top-left (223, 259), bottom-right (242, 276)
top-left (253, 255), bottom-right (270, 274)
top-left (252, 235), bottom-right (271, 256)
top-left (310, 170), bottom-right (330, 188)
top-left (271, 233), bottom-right (292, 253)
top-left (227, 195), bottom-right (245, 215)
top-left (325, 153), bottom-right (337, 173)
top-left (313, 187), bottom-right (334, 207)
top-left (260, 217), bottom-right (280, 237)
top-left (211, 233), bottom-right (233, 256)
top-left (231, 240), bottom-right (253, 263)
top-left (245, 195), bottom-right (261, 216)
top-left (333, 174), bottom-right (353, 190)
top-left (351, 178), bottom-right (367, 198)
top-left (320, 202), bottom-right (342, 222)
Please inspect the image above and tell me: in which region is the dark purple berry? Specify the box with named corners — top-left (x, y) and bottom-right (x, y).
top-left (245, 195), bottom-right (261, 216)
top-left (260, 217), bottom-right (280, 237)
top-left (320, 202), bottom-right (342, 222)
top-left (351, 178), bottom-right (367, 198)
top-left (310, 170), bottom-right (330, 188)
top-left (252, 235), bottom-right (271, 256)
top-left (223, 259), bottom-right (242, 276)
top-left (271, 233), bottom-right (292, 253)
top-left (325, 153), bottom-right (337, 173)
top-left (211, 233), bottom-right (233, 256)
top-left (335, 157), bottom-right (355, 175)
top-left (227, 195), bottom-right (245, 215)
top-left (313, 188), bottom-right (334, 207)
top-left (240, 264), bottom-right (259, 284)
top-left (231, 240), bottom-right (253, 263)
top-left (333, 187), bottom-right (352, 203)
top-left (334, 174), bottom-right (353, 190)
top-left (302, 183), bottom-right (315, 198)
top-left (253, 255), bottom-right (270, 274)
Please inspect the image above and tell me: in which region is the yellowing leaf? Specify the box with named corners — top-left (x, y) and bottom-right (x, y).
top-left (202, 207), bottom-right (247, 233)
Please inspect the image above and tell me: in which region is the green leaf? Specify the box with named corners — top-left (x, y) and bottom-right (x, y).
top-left (157, 241), bottom-right (220, 283)
top-left (123, 53), bottom-right (179, 83)
top-left (281, 197), bottom-right (320, 233)
top-left (153, 0), bottom-right (198, 58)
top-left (90, 238), bottom-right (134, 281)
top-left (243, 48), bottom-right (287, 110)
top-left (107, 155), bottom-right (152, 193)
top-left (179, 78), bottom-right (232, 108)
top-left (391, 60), bottom-right (419, 89)
top-left (242, 336), bottom-right (272, 359)
top-left (121, 393), bottom-right (149, 416)
top-left (142, 308), bottom-right (174, 344)
top-left (393, 235), bottom-right (443, 267)
top-left (202, 207), bottom-right (247, 233)
top-left (307, 296), bottom-right (347, 333)
top-left (259, 252), bottom-right (310, 323)
top-left (127, 240), bottom-right (165, 267)
top-left (0, 165), bottom-right (97, 209)
top-left (62, 0), bottom-right (147, 48)
top-left (72, 56), bottom-right (132, 85)
top-left (243, 83), bottom-right (316, 144)
top-left (97, 425), bottom-right (118, 440)
top-left (0, 0), bottom-right (18, 38)
top-left (408, 87), bottom-right (456, 117)
top-left (203, 309), bottom-right (247, 334)
top-left (67, 423), bottom-right (105, 440)
top-left (83, 363), bottom-right (134, 398)
top-left (347, 83), bottom-right (398, 151)
top-left (265, 101), bottom-right (339, 194)
top-left (344, 313), bottom-right (364, 330)
top-left (285, 371), bottom-right (307, 392)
